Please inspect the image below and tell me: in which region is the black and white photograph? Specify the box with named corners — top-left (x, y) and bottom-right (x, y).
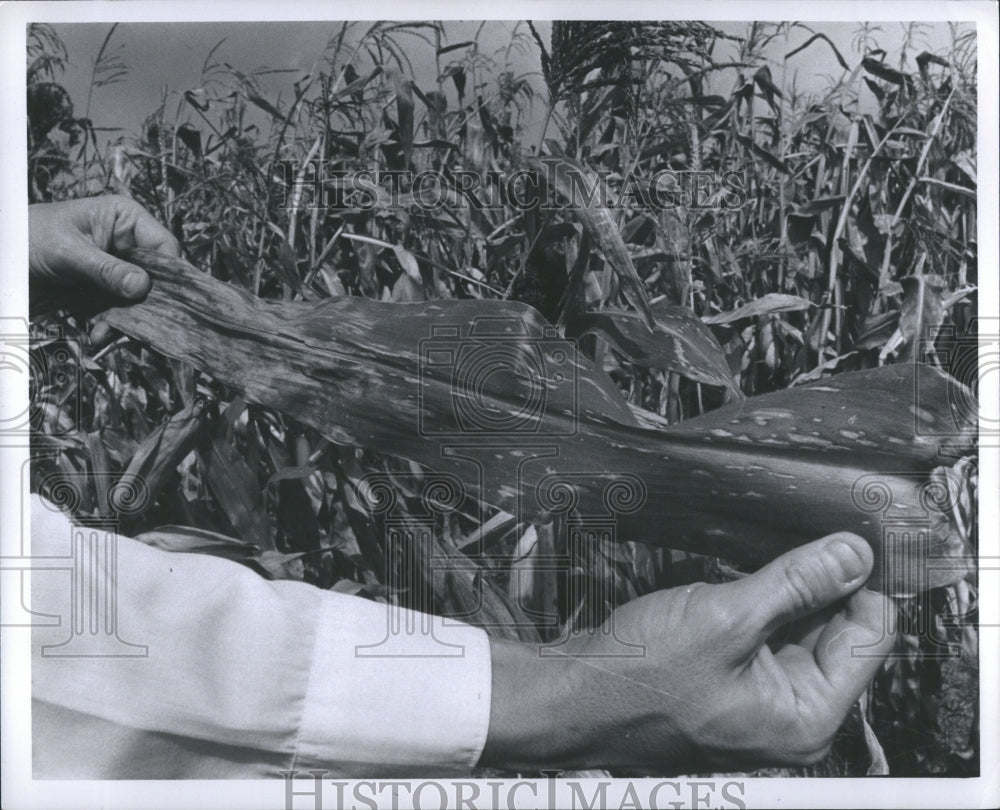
top-left (2, 2), bottom-right (997, 808)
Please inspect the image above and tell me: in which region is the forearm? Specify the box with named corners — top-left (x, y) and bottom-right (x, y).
top-left (31, 495), bottom-right (492, 778)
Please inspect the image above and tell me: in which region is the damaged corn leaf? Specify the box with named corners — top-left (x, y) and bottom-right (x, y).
top-left (104, 249), bottom-right (977, 596)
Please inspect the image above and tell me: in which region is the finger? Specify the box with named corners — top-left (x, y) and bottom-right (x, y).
top-left (72, 239), bottom-right (151, 299)
top-left (724, 532), bottom-right (874, 655)
top-left (129, 206), bottom-right (182, 257)
top-left (769, 589), bottom-right (894, 738)
top-left (88, 320), bottom-right (115, 350)
top-left (768, 603), bottom-right (836, 653)
top-left (811, 588), bottom-right (896, 716)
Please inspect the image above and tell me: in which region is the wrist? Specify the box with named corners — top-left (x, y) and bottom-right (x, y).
top-left (479, 636), bottom-right (656, 772)
top-left (479, 638), bottom-right (580, 770)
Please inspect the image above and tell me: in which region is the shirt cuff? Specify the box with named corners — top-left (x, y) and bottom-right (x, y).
top-left (295, 589), bottom-right (493, 775)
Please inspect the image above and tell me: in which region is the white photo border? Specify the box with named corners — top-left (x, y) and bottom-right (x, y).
top-left (2, 2), bottom-right (997, 808)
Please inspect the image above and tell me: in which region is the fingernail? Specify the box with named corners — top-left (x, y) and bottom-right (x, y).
top-left (828, 539), bottom-right (867, 582)
top-left (121, 270), bottom-right (147, 297)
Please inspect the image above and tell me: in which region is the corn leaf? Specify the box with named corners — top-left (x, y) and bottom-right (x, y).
top-left (704, 293), bottom-right (814, 324)
top-left (785, 33), bottom-right (851, 72)
top-left (104, 250), bottom-right (976, 595)
top-left (117, 400), bottom-right (208, 514)
top-left (566, 305), bottom-right (741, 397)
top-left (202, 426), bottom-right (271, 550)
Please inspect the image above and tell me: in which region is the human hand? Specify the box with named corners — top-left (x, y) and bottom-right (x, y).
top-left (29, 196), bottom-right (180, 321)
top-left (482, 532), bottom-right (895, 774)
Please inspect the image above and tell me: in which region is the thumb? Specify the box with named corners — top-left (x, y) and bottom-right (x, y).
top-left (725, 532), bottom-right (874, 654)
top-left (73, 240), bottom-right (151, 299)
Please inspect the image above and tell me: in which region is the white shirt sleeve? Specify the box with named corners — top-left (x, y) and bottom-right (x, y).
top-left (30, 494), bottom-right (492, 779)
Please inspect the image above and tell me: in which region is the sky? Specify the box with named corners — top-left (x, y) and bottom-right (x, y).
top-left (45, 19), bottom-right (969, 151)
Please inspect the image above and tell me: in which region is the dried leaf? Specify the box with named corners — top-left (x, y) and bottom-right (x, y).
top-left (917, 176), bottom-right (976, 199)
top-left (247, 93), bottom-right (286, 122)
top-left (753, 65), bottom-right (783, 108)
top-left (785, 33), bottom-right (850, 71)
top-left (254, 549), bottom-right (308, 579)
top-left (704, 293), bottom-right (814, 324)
top-left (176, 123), bottom-right (202, 158)
top-left (330, 66), bottom-right (381, 102)
top-left (266, 464), bottom-right (318, 485)
top-left (393, 244), bottom-right (422, 282)
top-left (950, 150), bottom-right (977, 185)
top-left (735, 133), bottom-right (790, 174)
top-left (860, 692), bottom-right (890, 775)
top-left (436, 41), bottom-right (474, 56)
top-left (390, 273), bottom-right (424, 302)
top-left (135, 525), bottom-right (257, 557)
top-left (916, 50), bottom-right (950, 73)
top-left (386, 67), bottom-right (414, 167)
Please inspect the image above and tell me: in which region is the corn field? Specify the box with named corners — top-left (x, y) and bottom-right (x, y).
top-left (27, 20), bottom-right (979, 777)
